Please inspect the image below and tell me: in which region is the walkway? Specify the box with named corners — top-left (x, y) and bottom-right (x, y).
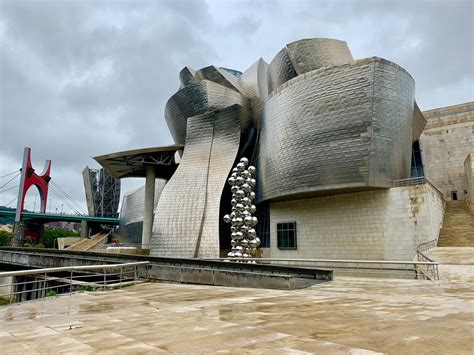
top-left (0, 249), bottom-right (473, 354)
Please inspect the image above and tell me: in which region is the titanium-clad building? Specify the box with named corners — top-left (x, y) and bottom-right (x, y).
top-left (140, 38), bottom-right (442, 260)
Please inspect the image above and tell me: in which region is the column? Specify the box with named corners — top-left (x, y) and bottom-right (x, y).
top-left (142, 165), bottom-right (156, 249)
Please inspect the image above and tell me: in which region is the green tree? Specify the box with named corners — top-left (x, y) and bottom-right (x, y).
top-left (0, 230), bottom-right (12, 246)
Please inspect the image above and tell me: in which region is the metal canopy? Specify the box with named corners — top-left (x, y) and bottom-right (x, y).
top-left (93, 145), bottom-right (183, 180)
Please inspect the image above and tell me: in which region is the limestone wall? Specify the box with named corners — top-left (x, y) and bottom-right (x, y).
top-left (265, 183), bottom-right (444, 261)
top-left (465, 153), bottom-right (474, 214)
top-left (420, 102), bottom-right (474, 200)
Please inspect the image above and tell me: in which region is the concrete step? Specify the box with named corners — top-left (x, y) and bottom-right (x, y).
top-left (66, 233), bottom-right (108, 251)
top-left (437, 201), bottom-right (474, 247)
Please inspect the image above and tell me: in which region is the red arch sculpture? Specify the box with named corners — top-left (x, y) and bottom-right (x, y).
top-left (15, 147), bottom-right (51, 222)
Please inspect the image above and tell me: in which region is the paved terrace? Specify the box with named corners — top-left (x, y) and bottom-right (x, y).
top-left (1, 247), bottom-right (473, 354)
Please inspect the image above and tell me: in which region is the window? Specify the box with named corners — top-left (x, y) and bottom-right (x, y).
top-left (451, 191), bottom-right (458, 200)
top-left (277, 222), bottom-right (297, 249)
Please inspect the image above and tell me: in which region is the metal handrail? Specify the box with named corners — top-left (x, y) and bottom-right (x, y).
top-left (0, 261), bottom-right (149, 277)
top-left (206, 257), bottom-right (439, 280)
top-left (392, 177), bottom-right (444, 198)
top-left (0, 261), bottom-right (149, 306)
top-left (415, 239), bottom-right (439, 280)
top-left (207, 257), bottom-right (438, 265)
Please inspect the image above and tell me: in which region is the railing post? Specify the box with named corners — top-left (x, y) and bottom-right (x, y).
top-left (119, 266), bottom-right (122, 288)
top-left (103, 268), bottom-right (106, 291)
top-left (43, 272), bottom-right (47, 300)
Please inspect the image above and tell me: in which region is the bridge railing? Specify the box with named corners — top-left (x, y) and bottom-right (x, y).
top-left (0, 261), bottom-right (149, 306)
top-left (205, 258), bottom-right (440, 280)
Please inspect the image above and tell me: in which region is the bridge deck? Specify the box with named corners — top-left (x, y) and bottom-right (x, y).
top-left (0, 210), bottom-right (119, 224)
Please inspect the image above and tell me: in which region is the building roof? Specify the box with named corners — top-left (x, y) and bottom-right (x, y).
top-left (94, 145), bottom-right (183, 179)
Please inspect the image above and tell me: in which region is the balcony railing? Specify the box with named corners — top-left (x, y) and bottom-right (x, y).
top-left (392, 177), bottom-right (444, 198)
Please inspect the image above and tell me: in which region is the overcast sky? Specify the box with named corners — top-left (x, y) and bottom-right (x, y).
top-left (0, 0), bottom-right (473, 213)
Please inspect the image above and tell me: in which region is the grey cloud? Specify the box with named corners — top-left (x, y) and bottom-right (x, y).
top-left (0, 0), bottom-right (472, 211)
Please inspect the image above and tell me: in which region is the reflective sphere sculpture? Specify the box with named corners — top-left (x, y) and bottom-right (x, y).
top-left (223, 158), bottom-right (260, 259)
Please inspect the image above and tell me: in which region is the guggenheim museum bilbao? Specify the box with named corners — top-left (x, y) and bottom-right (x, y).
top-left (95, 38), bottom-right (474, 261)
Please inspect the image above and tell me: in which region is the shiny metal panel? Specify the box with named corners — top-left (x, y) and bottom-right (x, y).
top-left (195, 65), bottom-right (243, 93)
top-left (165, 80), bottom-right (248, 144)
top-left (179, 66), bottom-right (197, 89)
top-left (238, 58), bottom-right (269, 128)
top-left (151, 105), bottom-right (250, 258)
top-left (266, 47), bottom-right (297, 96)
top-left (286, 38), bottom-right (353, 74)
top-left (257, 57), bottom-right (416, 202)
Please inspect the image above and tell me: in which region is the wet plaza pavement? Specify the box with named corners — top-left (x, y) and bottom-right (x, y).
top-left (0, 247), bottom-right (473, 354)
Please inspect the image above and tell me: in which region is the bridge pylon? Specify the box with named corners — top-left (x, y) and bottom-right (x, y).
top-left (12, 147), bottom-right (51, 246)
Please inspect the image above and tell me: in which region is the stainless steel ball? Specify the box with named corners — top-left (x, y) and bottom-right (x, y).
top-left (252, 216), bottom-right (258, 226)
top-left (249, 191), bottom-right (256, 200)
top-left (250, 205), bottom-right (256, 213)
top-left (248, 166), bottom-right (256, 175)
top-left (231, 185), bottom-right (239, 194)
top-left (248, 228), bottom-right (256, 238)
top-left (242, 183), bottom-right (251, 193)
top-left (223, 214), bottom-right (231, 223)
top-left (235, 190), bottom-right (245, 198)
top-left (228, 177), bottom-right (236, 186)
top-left (244, 216), bottom-right (253, 226)
top-left (236, 163), bottom-right (245, 171)
top-left (240, 157), bottom-right (249, 166)
top-left (235, 176), bottom-right (244, 185)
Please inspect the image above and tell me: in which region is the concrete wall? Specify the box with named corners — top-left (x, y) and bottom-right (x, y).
top-left (420, 102), bottom-right (474, 200)
top-left (465, 153), bottom-right (474, 214)
top-left (264, 184), bottom-right (444, 261)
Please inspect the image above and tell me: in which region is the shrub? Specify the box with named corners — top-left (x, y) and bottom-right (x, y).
top-left (36, 243), bottom-right (45, 248)
top-left (46, 290), bottom-right (57, 297)
top-left (42, 228), bottom-right (80, 248)
top-left (0, 230), bottom-right (12, 246)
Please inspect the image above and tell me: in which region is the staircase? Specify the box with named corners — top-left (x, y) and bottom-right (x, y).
top-left (66, 232), bottom-right (109, 252)
top-left (437, 201), bottom-right (474, 247)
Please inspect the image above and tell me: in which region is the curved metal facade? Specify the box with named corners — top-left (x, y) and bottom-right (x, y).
top-left (148, 37), bottom-right (425, 257)
top-left (151, 105), bottom-right (251, 258)
top-left (119, 180), bottom-right (166, 244)
top-left (257, 57), bottom-right (417, 202)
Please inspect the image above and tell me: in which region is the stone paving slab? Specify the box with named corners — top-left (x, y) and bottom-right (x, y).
top-left (0, 248), bottom-right (473, 354)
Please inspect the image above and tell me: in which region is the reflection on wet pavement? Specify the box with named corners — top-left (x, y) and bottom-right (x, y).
top-left (0, 247), bottom-right (473, 354)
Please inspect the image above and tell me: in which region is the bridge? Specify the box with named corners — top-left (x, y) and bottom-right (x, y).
top-left (1, 147), bottom-right (121, 245)
top-left (0, 210), bottom-right (119, 225)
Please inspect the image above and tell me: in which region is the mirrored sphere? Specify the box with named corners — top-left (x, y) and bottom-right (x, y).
top-left (242, 183), bottom-right (251, 192)
top-left (223, 214), bottom-right (231, 223)
top-left (252, 216), bottom-right (258, 226)
top-left (250, 205), bottom-right (256, 213)
top-left (249, 191), bottom-right (256, 200)
top-left (230, 226), bottom-right (237, 233)
top-left (236, 190), bottom-right (245, 198)
top-left (240, 157), bottom-right (249, 166)
top-left (244, 216), bottom-right (253, 226)
top-left (248, 166), bottom-right (256, 175)
top-left (235, 176), bottom-right (245, 185)
top-left (228, 177), bottom-right (236, 186)
top-left (236, 163), bottom-right (245, 171)
top-left (231, 198), bottom-right (237, 206)
top-left (241, 170), bottom-right (250, 179)
top-left (235, 217), bottom-right (244, 225)
top-left (248, 228), bottom-right (256, 238)
top-left (231, 185), bottom-right (239, 193)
